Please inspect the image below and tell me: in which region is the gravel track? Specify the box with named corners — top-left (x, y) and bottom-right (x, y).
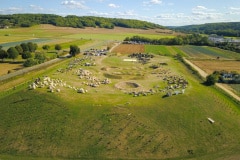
top-left (183, 57), bottom-right (240, 102)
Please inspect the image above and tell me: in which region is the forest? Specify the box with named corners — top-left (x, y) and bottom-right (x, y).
top-left (0, 14), bottom-right (164, 29)
top-left (171, 22), bottom-right (240, 37)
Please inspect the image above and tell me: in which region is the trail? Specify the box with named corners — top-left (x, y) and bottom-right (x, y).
top-left (0, 41), bottom-right (110, 83)
top-left (183, 57), bottom-right (240, 102)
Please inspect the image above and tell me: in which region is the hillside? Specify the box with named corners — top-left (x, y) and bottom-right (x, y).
top-left (0, 14), bottom-right (164, 30)
top-left (171, 22), bottom-right (240, 37)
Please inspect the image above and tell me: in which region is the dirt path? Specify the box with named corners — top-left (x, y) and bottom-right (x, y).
top-left (183, 57), bottom-right (240, 102)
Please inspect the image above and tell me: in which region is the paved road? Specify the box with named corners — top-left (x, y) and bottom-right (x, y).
top-left (183, 57), bottom-right (240, 102)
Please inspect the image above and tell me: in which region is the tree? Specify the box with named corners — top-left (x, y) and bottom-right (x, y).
top-left (27, 42), bottom-right (38, 52)
top-left (55, 44), bottom-right (62, 51)
top-left (20, 43), bottom-right (29, 52)
top-left (0, 49), bottom-right (8, 61)
top-left (15, 45), bottom-right (23, 55)
top-left (42, 45), bottom-right (50, 51)
top-left (7, 47), bottom-right (19, 61)
top-left (23, 58), bottom-right (38, 67)
top-left (22, 52), bottom-right (32, 59)
top-left (205, 73), bottom-right (219, 85)
top-left (69, 45), bottom-right (80, 57)
top-left (35, 52), bottom-right (46, 63)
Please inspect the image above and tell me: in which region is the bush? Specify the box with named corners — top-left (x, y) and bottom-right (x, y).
top-left (35, 52), bottom-right (46, 64)
top-left (205, 73), bottom-right (219, 85)
top-left (23, 58), bottom-right (38, 67)
top-left (22, 52), bottom-right (33, 59)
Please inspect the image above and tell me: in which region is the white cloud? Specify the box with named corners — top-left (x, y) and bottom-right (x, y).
top-left (191, 5), bottom-right (221, 20)
top-left (117, 10), bottom-right (137, 17)
top-left (29, 5), bottom-right (44, 11)
top-left (150, 0), bottom-right (162, 4)
top-left (143, 0), bottom-right (162, 6)
top-left (156, 13), bottom-right (175, 20)
top-left (229, 7), bottom-right (240, 10)
top-left (61, 0), bottom-right (87, 9)
top-left (88, 10), bottom-right (110, 16)
top-left (227, 7), bottom-right (240, 15)
top-left (193, 6), bottom-right (207, 10)
top-left (108, 3), bottom-right (120, 8)
top-left (0, 7), bottom-right (23, 14)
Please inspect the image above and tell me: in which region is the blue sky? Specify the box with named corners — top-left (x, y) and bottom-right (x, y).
top-left (0, 0), bottom-right (240, 26)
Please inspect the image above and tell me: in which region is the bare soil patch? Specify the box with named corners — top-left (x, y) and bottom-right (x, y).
top-left (115, 81), bottom-right (143, 91)
top-left (111, 44), bottom-right (145, 54)
top-left (190, 60), bottom-right (240, 74)
top-left (0, 63), bottom-right (23, 76)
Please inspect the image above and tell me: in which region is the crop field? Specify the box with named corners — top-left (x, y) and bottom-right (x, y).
top-left (177, 45), bottom-right (240, 59)
top-left (111, 44), bottom-right (145, 54)
top-left (0, 43), bottom-right (240, 160)
top-left (190, 59), bottom-right (240, 74)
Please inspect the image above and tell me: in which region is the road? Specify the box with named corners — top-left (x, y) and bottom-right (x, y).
top-left (183, 57), bottom-right (240, 102)
top-left (0, 56), bottom-right (68, 82)
top-left (0, 41), bottom-right (111, 82)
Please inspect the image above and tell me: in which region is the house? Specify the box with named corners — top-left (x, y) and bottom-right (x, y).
top-left (220, 72), bottom-right (240, 84)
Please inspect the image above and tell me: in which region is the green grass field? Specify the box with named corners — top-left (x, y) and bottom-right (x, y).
top-left (1, 52), bottom-right (240, 160)
top-left (0, 25), bottom-right (240, 160)
top-left (145, 45), bottom-right (173, 56)
top-left (177, 45), bottom-right (240, 59)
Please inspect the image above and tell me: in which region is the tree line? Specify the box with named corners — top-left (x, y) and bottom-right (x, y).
top-left (124, 34), bottom-right (211, 46)
top-left (0, 42), bottom-right (80, 67)
top-left (0, 14), bottom-right (164, 29)
top-left (124, 34), bottom-right (240, 53)
top-left (171, 22), bottom-right (240, 37)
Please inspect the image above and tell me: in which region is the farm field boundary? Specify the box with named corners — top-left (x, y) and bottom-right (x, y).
top-left (177, 45), bottom-right (240, 60)
top-left (0, 38), bottom-right (54, 49)
top-left (183, 57), bottom-right (240, 102)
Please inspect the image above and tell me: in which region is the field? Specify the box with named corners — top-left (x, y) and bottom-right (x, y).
top-left (177, 45), bottom-right (240, 60)
top-left (0, 26), bottom-right (240, 160)
top-left (0, 62), bottom-right (23, 75)
top-left (111, 44), bottom-right (145, 54)
top-left (176, 45), bottom-right (240, 96)
top-left (189, 59), bottom-right (240, 74)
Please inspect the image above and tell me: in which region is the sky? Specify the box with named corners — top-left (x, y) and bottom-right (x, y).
top-left (0, 0), bottom-right (240, 26)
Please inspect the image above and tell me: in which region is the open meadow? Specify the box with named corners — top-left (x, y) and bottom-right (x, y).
top-left (0, 26), bottom-right (240, 160)
top-left (0, 25), bottom-right (175, 76)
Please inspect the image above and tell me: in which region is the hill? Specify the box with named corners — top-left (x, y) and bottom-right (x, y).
top-left (170, 22), bottom-right (240, 37)
top-left (0, 14), bottom-right (164, 30)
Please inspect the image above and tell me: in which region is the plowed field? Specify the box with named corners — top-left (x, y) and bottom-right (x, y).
top-left (111, 44), bottom-right (145, 54)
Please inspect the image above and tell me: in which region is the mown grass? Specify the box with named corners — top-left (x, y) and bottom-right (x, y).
top-left (64, 33), bottom-right (174, 41)
top-left (0, 52), bottom-right (240, 160)
top-left (228, 84), bottom-right (240, 97)
top-left (145, 45), bottom-right (172, 56)
top-left (1, 25), bottom-right (240, 160)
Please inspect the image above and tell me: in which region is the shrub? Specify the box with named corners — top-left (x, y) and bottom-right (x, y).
top-left (23, 58), bottom-right (38, 67)
top-left (205, 73), bottom-right (219, 85)
top-left (22, 52), bottom-right (33, 59)
top-left (35, 52), bottom-right (46, 64)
